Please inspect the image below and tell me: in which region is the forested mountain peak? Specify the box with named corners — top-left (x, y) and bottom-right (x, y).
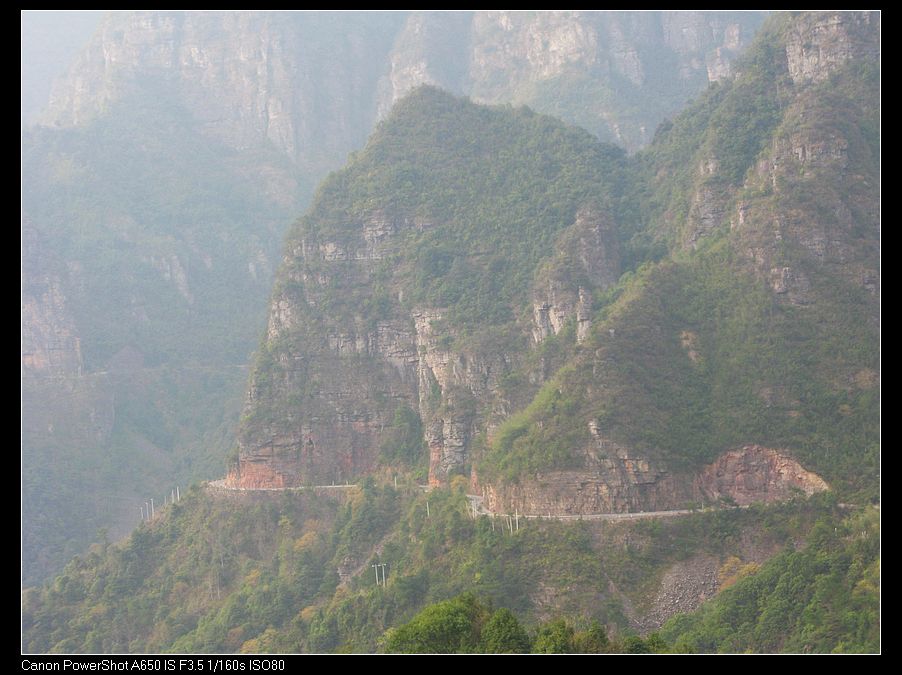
top-left (23, 11), bottom-right (878, 653)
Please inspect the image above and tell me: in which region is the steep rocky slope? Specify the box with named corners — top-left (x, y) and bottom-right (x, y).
top-left (379, 11), bottom-right (765, 150)
top-left (46, 11), bottom-right (764, 156)
top-left (22, 220), bottom-right (83, 376)
top-left (477, 10), bottom-right (879, 510)
top-left (21, 11), bottom-right (878, 654)
top-left (23, 10), bottom-right (765, 585)
top-left (44, 12), bottom-right (404, 180)
top-left (229, 88), bottom-right (627, 489)
top-left (233, 12), bottom-right (878, 511)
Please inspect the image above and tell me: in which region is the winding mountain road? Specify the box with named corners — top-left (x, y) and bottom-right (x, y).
top-left (463, 493), bottom-right (733, 523)
top-left (205, 478), bottom-right (728, 522)
top-left (206, 479), bottom-right (358, 492)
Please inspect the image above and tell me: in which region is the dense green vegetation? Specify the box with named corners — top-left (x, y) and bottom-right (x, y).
top-left (28, 483), bottom-right (866, 653)
top-left (379, 406), bottom-right (428, 472)
top-left (380, 505), bottom-right (879, 654)
top-left (23, 11), bottom-right (878, 654)
top-left (244, 87), bottom-right (635, 469)
top-left (283, 86), bottom-right (627, 334)
top-left (22, 477), bottom-right (841, 653)
top-left (22, 367), bottom-right (249, 587)
top-left (660, 506), bottom-right (880, 653)
top-left (23, 482), bottom-right (382, 653)
top-left (382, 595), bottom-right (615, 653)
top-left (481, 245), bottom-right (878, 500)
top-left (478, 12), bottom-right (878, 501)
top-left (382, 593), bottom-right (496, 653)
top-left (623, 14), bottom-right (793, 254)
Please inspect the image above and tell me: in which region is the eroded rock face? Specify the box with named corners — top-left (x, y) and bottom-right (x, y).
top-left (230, 314), bottom-right (419, 488)
top-left (677, 11), bottom-right (879, 304)
top-left (231, 299), bottom-right (510, 488)
top-left (785, 11), bottom-right (879, 85)
top-left (461, 11), bottom-right (762, 149)
top-left (235, 194), bottom-right (623, 489)
top-left (22, 220), bottom-right (83, 377)
top-left (47, 11), bottom-right (763, 161)
top-left (532, 207), bottom-right (620, 344)
top-left (45, 11), bottom-right (403, 174)
top-left (376, 12), bottom-right (473, 120)
top-left (730, 79), bottom-right (879, 304)
top-left (481, 444), bottom-right (828, 515)
top-left (694, 445), bottom-right (828, 506)
top-left (229, 11), bottom-right (876, 495)
top-left (232, 206), bottom-right (507, 488)
top-left (684, 183), bottom-right (729, 250)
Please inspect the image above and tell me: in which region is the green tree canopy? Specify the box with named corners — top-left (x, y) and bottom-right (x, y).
top-left (480, 608), bottom-right (531, 654)
top-left (533, 618), bottom-right (575, 654)
top-left (383, 593), bottom-right (489, 653)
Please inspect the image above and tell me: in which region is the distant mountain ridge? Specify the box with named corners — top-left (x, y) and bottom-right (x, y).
top-left (44, 10), bottom-right (765, 155)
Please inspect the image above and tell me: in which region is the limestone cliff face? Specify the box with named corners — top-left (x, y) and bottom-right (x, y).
top-left (46, 11), bottom-right (763, 160)
top-left (785, 11), bottom-right (879, 85)
top-left (413, 309), bottom-right (514, 486)
top-left (381, 11), bottom-right (764, 151)
top-left (232, 12), bottom-right (876, 506)
top-left (376, 12), bottom-right (474, 120)
top-left (482, 445), bottom-right (828, 515)
top-left (532, 206), bottom-right (620, 344)
top-left (678, 10), bottom-right (880, 284)
top-left (230, 179), bottom-right (628, 490)
top-left (229, 208), bottom-right (415, 488)
top-left (465, 9), bottom-right (751, 106)
top-left (45, 11), bottom-right (403, 175)
top-left (229, 210), bottom-right (512, 488)
top-left (22, 220), bottom-right (83, 377)
top-left (730, 80), bottom-right (880, 306)
top-left (480, 12), bottom-right (877, 517)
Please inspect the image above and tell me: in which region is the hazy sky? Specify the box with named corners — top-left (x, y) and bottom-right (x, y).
top-left (21, 10), bottom-right (107, 126)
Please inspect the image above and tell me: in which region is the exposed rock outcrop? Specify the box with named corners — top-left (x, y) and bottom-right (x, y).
top-left (148, 254), bottom-right (193, 304)
top-left (230, 12), bottom-right (876, 503)
top-left (227, 207), bottom-right (454, 488)
top-left (481, 445), bottom-right (828, 516)
top-left (376, 12), bottom-right (473, 120)
top-left (693, 445), bottom-right (829, 506)
top-left (46, 11), bottom-right (763, 157)
top-left (422, 11), bottom-right (762, 150)
top-left (44, 11), bottom-right (404, 176)
top-left (785, 11), bottom-right (880, 85)
top-left (232, 199), bottom-right (625, 488)
top-left (229, 296), bottom-right (506, 489)
top-left (732, 83), bottom-right (879, 304)
top-left (532, 206), bottom-right (620, 343)
top-left (676, 11), bottom-right (879, 305)
top-left (21, 220), bottom-right (83, 377)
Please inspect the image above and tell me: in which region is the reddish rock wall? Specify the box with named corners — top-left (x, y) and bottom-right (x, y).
top-left (481, 445), bottom-right (828, 516)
